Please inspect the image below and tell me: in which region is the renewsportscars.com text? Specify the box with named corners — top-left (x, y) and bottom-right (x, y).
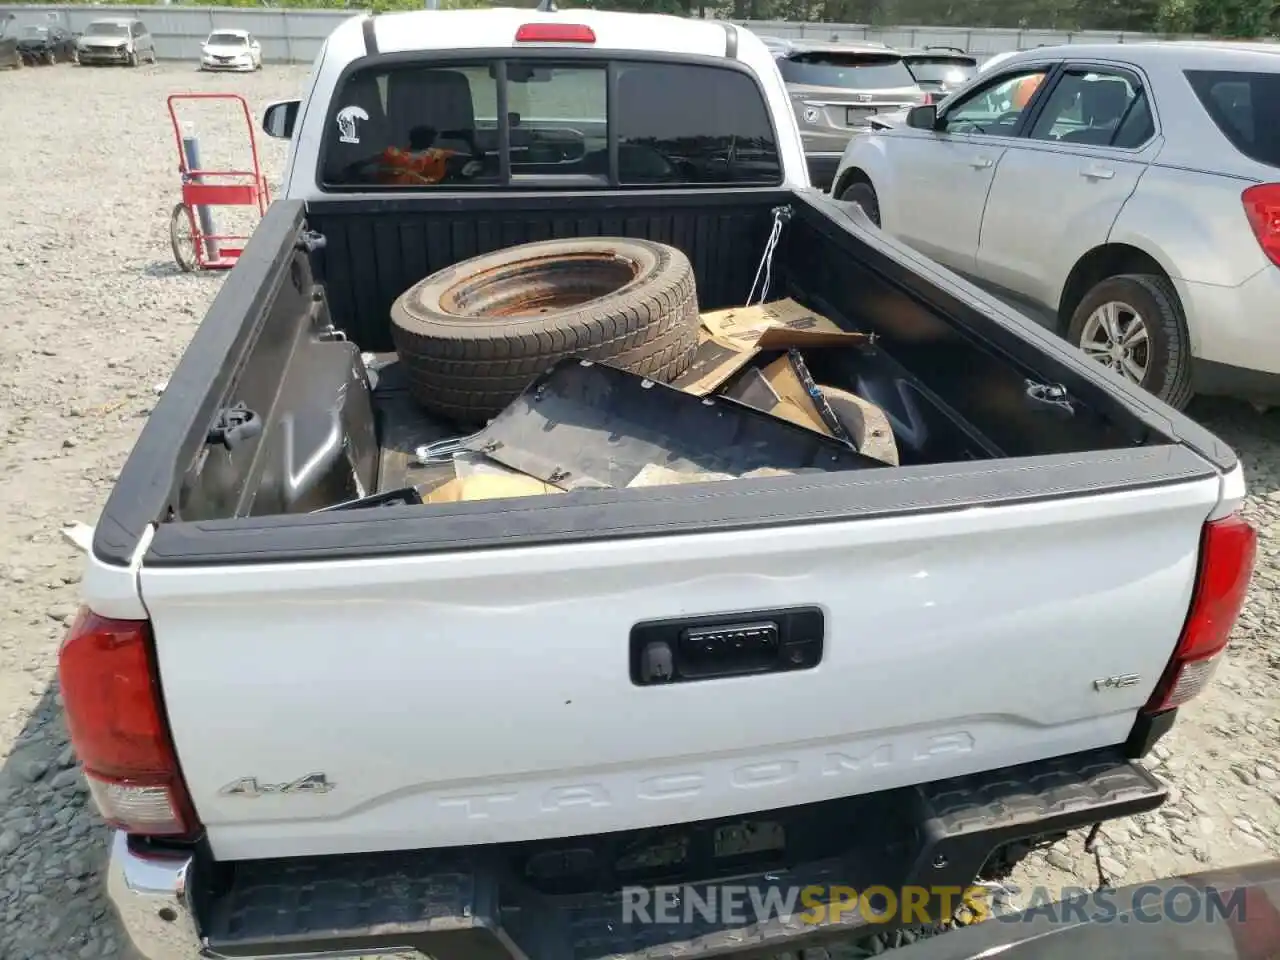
top-left (621, 883), bottom-right (1249, 927)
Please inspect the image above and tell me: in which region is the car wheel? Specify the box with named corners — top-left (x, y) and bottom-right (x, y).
top-left (839, 180), bottom-right (881, 228)
top-left (128, 50), bottom-right (138, 67)
top-left (1066, 273), bottom-right (1193, 410)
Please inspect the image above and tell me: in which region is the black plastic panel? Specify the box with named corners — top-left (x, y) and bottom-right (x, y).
top-left (91, 200), bottom-right (310, 567)
top-left (784, 208), bottom-right (1139, 460)
top-left (307, 191), bottom-right (788, 352)
top-left (476, 359), bottom-right (885, 491)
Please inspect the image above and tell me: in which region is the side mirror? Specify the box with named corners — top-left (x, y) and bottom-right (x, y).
top-left (906, 104), bottom-right (939, 130)
top-left (263, 99), bottom-right (300, 140)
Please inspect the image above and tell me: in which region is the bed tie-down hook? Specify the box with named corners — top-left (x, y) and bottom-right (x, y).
top-left (746, 205), bottom-right (793, 307)
top-left (1024, 379), bottom-right (1076, 419)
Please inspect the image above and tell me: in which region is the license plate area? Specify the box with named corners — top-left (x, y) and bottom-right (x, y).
top-left (517, 816), bottom-right (792, 894)
top-left (846, 106), bottom-right (878, 124)
top-left (630, 606), bottom-right (824, 685)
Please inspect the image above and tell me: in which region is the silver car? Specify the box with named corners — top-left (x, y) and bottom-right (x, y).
top-left (832, 41), bottom-right (1280, 410)
top-left (766, 38), bottom-right (928, 191)
top-left (77, 17), bottom-right (156, 67)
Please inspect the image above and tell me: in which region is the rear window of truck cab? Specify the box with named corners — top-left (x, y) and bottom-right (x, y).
top-left (320, 57), bottom-right (783, 190)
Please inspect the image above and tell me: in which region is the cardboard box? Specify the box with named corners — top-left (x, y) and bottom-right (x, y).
top-left (669, 298), bottom-right (872, 396)
top-left (426, 453), bottom-right (563, 502)
top-left (724, 357), bottom-right (830, 436)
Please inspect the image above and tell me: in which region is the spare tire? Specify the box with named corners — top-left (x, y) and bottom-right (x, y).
top-left (390, 238), bottom-right (700, 424)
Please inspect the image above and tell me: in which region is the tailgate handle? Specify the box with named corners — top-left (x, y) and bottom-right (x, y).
top-left (631, 606), bottom-right (824, 685)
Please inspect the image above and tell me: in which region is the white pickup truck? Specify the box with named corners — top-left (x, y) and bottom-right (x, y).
top-left (63, 9), bottom-right (1257, 960)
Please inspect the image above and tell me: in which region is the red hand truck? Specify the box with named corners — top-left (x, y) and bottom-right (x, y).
top-left (166, 93), bottom-right (271, 272)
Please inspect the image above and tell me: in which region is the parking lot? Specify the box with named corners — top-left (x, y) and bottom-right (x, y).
top-left (0, 61), bottom-right (1278, 960)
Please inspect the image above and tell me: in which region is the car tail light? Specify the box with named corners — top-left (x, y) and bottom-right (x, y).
top-left (1242, 183), bottom-right (1280, 267)
top-left (920, 93), bottom-right (935, 105)
top-left (515, 23), bottom-right (596, 43)
top-left (1144, 514), bottom-right (1257, 713)
top-left (58, 609), bottom-right (199, 838)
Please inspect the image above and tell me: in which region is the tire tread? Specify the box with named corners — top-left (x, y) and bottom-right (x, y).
top-left (1067, 272), bottom-right (1193, 410)
top-left (391, 239), bottom-right (700, 423)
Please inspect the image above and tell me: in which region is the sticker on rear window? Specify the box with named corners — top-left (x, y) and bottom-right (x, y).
top-left (336, 105), bottom-right (369, 145)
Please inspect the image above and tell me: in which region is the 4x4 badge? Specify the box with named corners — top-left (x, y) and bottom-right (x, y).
top-left (219, 773), bottom-right (335, 798)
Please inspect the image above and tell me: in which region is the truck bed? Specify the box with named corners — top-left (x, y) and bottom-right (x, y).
top-left (102, 188), bottom-right (1231, 558)
top-left (95, 187), bottom-right (1238, 864)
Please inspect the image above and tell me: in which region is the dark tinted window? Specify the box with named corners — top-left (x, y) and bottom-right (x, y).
top-left (1186, 70), bottom-right (1280, 168)
top-left (323, 63), bottom-right (502, 188)
top-left (615, 62), bottom-right (780, 186)
top-left (508, 64), bottom-right (607, 179)
top-left (777, 52), bottom-right (916, 90)
top-left (904, 56), bottom-right (977, 85)
top-left (86, 21), bottom-right (128, 37)
top-left (1111, 90), bottom-right (1155, 148)
top-left (1027, 69), bottom-right (1152, 148)
top-left (322, 59), bottom-right (778, 189)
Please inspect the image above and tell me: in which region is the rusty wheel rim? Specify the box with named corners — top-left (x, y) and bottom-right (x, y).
top-left (437, 252), bottom-right (641, 322)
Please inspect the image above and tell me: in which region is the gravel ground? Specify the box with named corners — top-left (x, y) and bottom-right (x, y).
top-left (2, 61), bottom-right (1279, 960)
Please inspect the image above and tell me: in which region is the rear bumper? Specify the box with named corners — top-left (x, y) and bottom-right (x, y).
top-left (106, 832), bottom-right (202, 960)
top-left (109, 747), bottom-right (1165, 960)
top-left (1176, 267), bottom-right (1280, 379)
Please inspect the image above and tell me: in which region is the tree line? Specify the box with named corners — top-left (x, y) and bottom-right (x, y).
top-left (24, 0), bottom-right (1280, 41)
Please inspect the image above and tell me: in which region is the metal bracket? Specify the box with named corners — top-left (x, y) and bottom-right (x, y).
top-left (1024, 379), bottom-right (1076, 419)
top-left (207, 403), bottom-right (263, 450)
top-left (296, 229), bottom-right (326, 253)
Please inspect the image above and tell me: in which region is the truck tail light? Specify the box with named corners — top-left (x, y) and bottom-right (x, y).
top-left (58, 609), bottom-right (199, 838)
top-left (1242, 183), bottom-right (1280, 267)
top-left (515, 23), bottom-right (596, 43)
top-left (1144, 513), bottom-right (1257, 713)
